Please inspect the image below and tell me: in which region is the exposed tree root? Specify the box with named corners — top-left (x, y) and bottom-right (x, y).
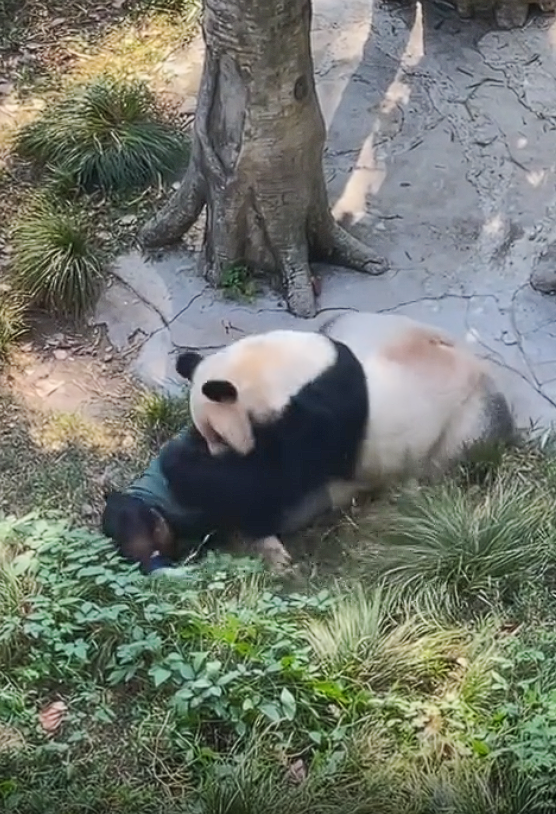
top-left (325, 221), bottom-right (389, 276)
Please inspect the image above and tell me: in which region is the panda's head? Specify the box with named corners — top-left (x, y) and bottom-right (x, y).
top-left (175, 330), bottom-right (337, 456)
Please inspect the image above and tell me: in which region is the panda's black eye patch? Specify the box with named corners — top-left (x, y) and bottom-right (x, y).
top-left (203, 379), bottom-right (238, 403)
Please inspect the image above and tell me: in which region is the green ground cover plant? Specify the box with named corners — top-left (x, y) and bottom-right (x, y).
top-left (2, 436), bottom-right (556, 812)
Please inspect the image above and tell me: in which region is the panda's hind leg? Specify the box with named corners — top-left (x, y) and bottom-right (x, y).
top-left (253, 536), bottom-right (293, 574)
top-left (480, 383), bottom-right (517, 446)
top-left (432, 375), bottom-right (516, 479)
top-left (229, 534), bottom-right (293, 574)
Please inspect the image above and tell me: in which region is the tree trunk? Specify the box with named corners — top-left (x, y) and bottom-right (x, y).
top-left (140, 0), bottom-right (387, 318)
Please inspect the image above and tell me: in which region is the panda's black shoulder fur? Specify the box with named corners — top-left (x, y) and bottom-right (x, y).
top-left (160, 339), bottom-right (369, 540)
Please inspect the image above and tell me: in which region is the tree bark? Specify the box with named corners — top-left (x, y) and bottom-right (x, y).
top-left (140, 0), bottom-right (387, 318)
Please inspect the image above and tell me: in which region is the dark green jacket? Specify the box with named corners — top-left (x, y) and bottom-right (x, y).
top-left (126, 431), bottom-right (218, 547)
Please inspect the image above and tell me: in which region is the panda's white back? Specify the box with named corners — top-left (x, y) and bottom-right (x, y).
top-left (322, 312), bottom-right (498, 483)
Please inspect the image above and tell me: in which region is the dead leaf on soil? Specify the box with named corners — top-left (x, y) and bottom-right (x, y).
top-left (0, 723), bottom-right (25, 752)
top-left (39, 700), bottom-right (68, 734)
top-left (287, 758), bottom-right (307, 785)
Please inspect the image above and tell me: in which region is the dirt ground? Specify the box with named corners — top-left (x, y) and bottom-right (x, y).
top-left (0, 314), bottom-right (152, 526)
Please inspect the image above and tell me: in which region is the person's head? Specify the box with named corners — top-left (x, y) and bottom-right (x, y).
top-left (101, 491), bottom-right (176, 573)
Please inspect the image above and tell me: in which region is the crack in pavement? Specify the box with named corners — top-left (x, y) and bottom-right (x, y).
top-left (465, 291), bottom-right (556, 411)
top-left (97, 3), bottom-right (556, 429)
top-left (110, 271), bottom-right (170, 329)
top-left (167, 287), bottom-right (210, 326)
top-left (109, 275), bottom-right (212, 352)
top-left (478, 37), bottom-right (556, 125)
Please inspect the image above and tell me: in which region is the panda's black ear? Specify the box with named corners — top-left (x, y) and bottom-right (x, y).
top-left (175, 351), bottom-right (203, 381)
top-left (202, 379), bottom-right (238, 403)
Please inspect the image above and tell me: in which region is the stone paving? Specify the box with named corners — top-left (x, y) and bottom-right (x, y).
top-left (95, 0), bottom-right (556, 430)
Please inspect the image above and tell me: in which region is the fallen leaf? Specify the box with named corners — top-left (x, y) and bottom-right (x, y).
top-left (39, 701), bottom-right (67, 734)
top-left (421, 710), bottom-right (443, 739)
top-left (35, 379), bottom-right (65, 398)
top-left (287, 758), bottom-right (307, 785)
top-left (0, 723), bottom-right (25, 751)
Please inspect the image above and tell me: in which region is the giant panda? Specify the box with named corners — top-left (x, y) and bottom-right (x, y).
top-left (159, 312), bottom-right (515, 558)
top-left (160, 328), bottom-right (369, 548)
top-left (321, 311), bottom-right (516, 492)
top-left (102, 425), bottom-right (334, 574)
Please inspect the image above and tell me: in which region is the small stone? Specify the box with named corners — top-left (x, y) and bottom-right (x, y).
top-left (531, 243), bottom-right (556, 295)
top-left (53, 349), bottom-right (68, 361)
top-left (81, 503), bottom-right (94, 517)
top-left (501, 331), bottom-right (518, 346)
top-left (119, 214), bottom-right (137, 225)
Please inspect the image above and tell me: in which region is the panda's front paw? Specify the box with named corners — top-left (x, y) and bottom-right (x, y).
top-left (253, 536), bottom-right (293, 575)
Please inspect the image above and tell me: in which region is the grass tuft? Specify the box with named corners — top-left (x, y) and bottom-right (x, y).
top-left (221, 263), bottom-right (257, 301)
top-left (376, 476), bottom-right (550, 608)
top-left (305, 583), bottom-right (479, 693)
top-left (15, 75), bottom-right (189, 194)
top-left (10, 192), bottom-right (105, 319)
top-left (138, 0), bottom-right (201, 21)
top-left (130, 388), bottom-right (190, 446)
top-left (0, 294), bottom-right (27, 361)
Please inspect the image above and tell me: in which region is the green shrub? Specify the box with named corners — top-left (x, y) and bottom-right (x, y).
top-left (16, 75), bottom-right (188, 194)
top-left (221, 263), bottom-right (256, 301)
top-left (0, 516), bottom-right (342, 746)
top-left (10, 193), bottom-right (105, 318)
top-left (376, 478), bottom-right (551, 609)
top-left (0, 515), bottom-right (493, 754)
top-left (486, 629), bottom-right (556, 812)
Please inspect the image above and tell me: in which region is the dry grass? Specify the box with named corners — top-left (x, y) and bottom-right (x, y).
top-left (285, 439), bottom-right (556, 589)
top-left (0, 0), bottom-right (200, 357)
top-left (0, 389), bottom-right (150, 524)
top-left (67, 12), bottom-right (199, 87)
